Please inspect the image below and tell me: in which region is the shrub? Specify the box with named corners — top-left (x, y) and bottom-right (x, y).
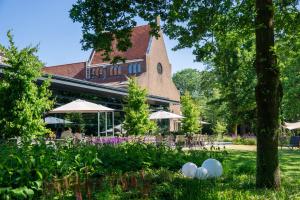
top-left (0, 141), bottom-right (227, 199)
top-left (232, 136), bottom-right (256, 145)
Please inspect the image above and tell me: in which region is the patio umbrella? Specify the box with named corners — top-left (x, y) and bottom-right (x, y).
top-left (149, 110), bottom-right (183, 120)
top-left (284, 121), bottom-right (300, 130)
top-left (45, 116), bottom-right (72, 124)
top-left (100, 124), bottom-right (125, 133)
top-left (200, 120), bottom-right (210, 125)
top-left (49, 99), bottom-right (114, 136)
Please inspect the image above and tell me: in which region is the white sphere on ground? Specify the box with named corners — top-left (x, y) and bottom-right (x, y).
top-left (201, 159), bottom-right (223, 178)
top-left (195, 167), bottom-right (208, 180)
top-left (182, 162), bottom-right (197, 178)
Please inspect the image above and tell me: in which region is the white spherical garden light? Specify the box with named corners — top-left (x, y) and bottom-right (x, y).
top-left (201, 159), bottom-right (223, 178)
top-left (182, 162), bottom-right (197, 178)
top-left (195, 167), bottom-right (208, 180)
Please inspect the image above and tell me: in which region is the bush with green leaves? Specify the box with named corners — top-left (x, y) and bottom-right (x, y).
top-left (232, 136), bottom-right (256, 145)
top-left (0, 32), bottom-right (53, 139)
top-left (0, 141), bottom-right (227, 199)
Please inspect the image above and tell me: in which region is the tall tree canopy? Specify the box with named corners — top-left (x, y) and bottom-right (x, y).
top-left (70, 0), bottom-right (300, 188)
top-left (0, 32), bottom-right (53, 139)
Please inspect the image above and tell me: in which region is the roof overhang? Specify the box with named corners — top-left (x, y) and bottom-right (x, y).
top-left (39, 74), bottom-right (180, 105)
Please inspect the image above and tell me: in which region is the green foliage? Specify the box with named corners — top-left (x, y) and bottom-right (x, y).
top-left (232, 136), bottom-right (256, 145)
top-left (0, 32), bottom-right (53, 139)
top-left (123, 78), bottom-right (156, 135)
top-left (277, 31), bottom-right (300, 122)
top-left (66, 150), bottom-right (300, 199)
top-left (172, 68), bottom-right (203, 97)
top-left (65, 113), bottom-right (85, 133)
top-left (213, 120), bottom-right (227, 138)
top-left (1, 141), bottom-right (299, 199)
top-left (69, 0), bottom-right (300, 188)
top-left (181, 92), bottom-right (201, 134)
top-left (0, 141), bottom-right (227, 199)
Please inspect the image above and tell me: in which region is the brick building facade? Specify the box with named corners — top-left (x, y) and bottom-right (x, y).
top-left (42, 24), bottom-right (181, 131)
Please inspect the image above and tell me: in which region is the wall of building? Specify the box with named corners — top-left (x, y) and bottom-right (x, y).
top-left (137, 32), bottom-right (180, 103)
top-left (137, 32), bottom-right (181, 131)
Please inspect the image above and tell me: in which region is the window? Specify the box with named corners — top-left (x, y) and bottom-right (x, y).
top-left (113, 66), bottom-right (118, 75)
top-left (109, 65), bottom-right (122, 76)
top-left (86, 67), bottom-right (91, 79)
top-left (157, 63), bottom-right (163, 74)
top-left (132, 63), bottom-right (137, 73)
top-left (128, 63), bottom-right (142, 74)
top-left (128, 64), bottom-right (133, 74)
top-left (99, 67), bottom-right (104, 77)
top-left (117, 66), bottom-right (122, 75)
top-left (137, 63), bottom-right (141, 73)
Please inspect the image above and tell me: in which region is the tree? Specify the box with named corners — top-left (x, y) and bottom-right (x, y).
top-left (0, 32), bottom-right (53, 139)
top-left (255, 0), bottom-right (281, 188)
top-left (70, 0), bottom-right (300, 188)
top-left (181, 92), bottom-right (201, 134)
top-left (213, 120), bottom-right (227, 139)
top-left (172, 68), bottom-right (202, 97)
top-left (172, 69), bottom-right (228, 134)
top-left (277, 30), bottom-right (300, 122)
top-left (123, 78), bottom-right (156, 135)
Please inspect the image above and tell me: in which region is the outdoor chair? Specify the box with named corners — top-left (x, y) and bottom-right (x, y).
top-left (155, 135), bottom-right (164, 146)
top-left (198, 135), bottom-right (206, 147)
top-left (288, 136), bottom-right (300, 149)
top-left (175, 135), bottom-right (186, 148)
top-left (166, 135), bottom-right (175, 147)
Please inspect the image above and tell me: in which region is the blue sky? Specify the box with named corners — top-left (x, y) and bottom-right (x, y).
top-left (0, 0), bottom-right (204, 73)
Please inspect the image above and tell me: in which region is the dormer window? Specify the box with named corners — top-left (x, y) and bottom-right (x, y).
top-left (128, 63), bottom-right (141, 74)
top-left (110, 65), bottom-right (122, 76)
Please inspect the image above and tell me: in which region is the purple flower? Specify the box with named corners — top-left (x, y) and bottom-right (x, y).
top-left (91, 137), bottom-right (128, 145)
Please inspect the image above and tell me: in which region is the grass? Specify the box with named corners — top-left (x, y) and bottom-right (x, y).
top-left (92, 149), bottom-right (300, 200)
top-left (203, 149), bottom-right (300, 199)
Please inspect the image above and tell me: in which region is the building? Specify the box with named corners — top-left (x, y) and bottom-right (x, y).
top-left (42, 24), bottom-right (181, 132)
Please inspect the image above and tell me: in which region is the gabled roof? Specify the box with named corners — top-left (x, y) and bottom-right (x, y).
top-left (90, 25), bottom-right (151, 65)
top-left (42, 62), bottom-right (86, 79)
top-left (42, 25), bottom-right (152, 79)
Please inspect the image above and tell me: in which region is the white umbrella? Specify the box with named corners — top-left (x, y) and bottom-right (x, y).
top-left (284, 121), bottom-right (300, 130)
top-left (49, 99), bottom-right (114, 136)
top-left (100, 124), bottom-right (124, 133)
top-left (200, 120), bottom-right (210, 125)
top-left (49, 99), bottom-right (113, 113)
top-left (45, 116), bottom-right (72, 124)
top-left (150, 110), bottom-right (183, 120)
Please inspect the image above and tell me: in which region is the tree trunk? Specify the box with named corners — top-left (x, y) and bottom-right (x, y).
top-left (230, 124), bottom-right (238, 137)
top-left (255, 0), bottom-right (282, 188)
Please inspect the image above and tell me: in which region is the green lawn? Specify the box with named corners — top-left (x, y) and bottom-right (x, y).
top-left (96, 149), bottom-right (300, 200)
top-left (218, 149), bottom-right (300, 200)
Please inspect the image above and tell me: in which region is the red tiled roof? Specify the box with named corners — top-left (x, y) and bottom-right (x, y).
top-left (42, 25), bottom-right (151, 80)
top-left (42, 62), bottom-right (86, 79)
top-left (91, 25), bottom-right (151, 65)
